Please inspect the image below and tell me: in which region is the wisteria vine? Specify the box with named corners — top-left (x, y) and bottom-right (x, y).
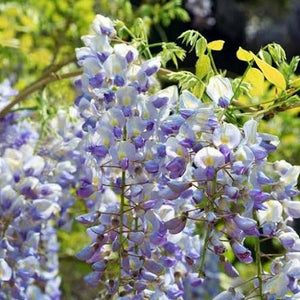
top-left (73, 15), bottom-right (300, 300)
top-left (0, 13), bottom-right (300, 300)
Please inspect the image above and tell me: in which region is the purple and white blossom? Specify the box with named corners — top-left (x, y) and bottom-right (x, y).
top-left (1, 13), bottom-right (297, 300)
top-left (71, 15), bottom-right (300, 299)
top-left (206, 75), bottom-right (234, 108)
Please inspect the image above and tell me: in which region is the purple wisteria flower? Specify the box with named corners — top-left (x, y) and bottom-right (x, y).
top-left (72, 14), bottom-right (300, 300)
top-left (0, 81), bottom-right (86, 299)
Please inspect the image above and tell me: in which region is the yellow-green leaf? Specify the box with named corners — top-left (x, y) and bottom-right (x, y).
top-left (196, 54), bottom-right (211, 79)
top-left (207, 40), bottom-right (225, 51)
top-left (290, 77), bottom-right (300, 88)
top-left (21, 15), bottom-right (36, 30)
top-left (193, 81), bottom-right (205, 98)
top-left (236, 47), bottom-right (253, 62)
top-left (195, 37), bottom-right (207, 57)
top-left (253, 55), bottom-right (286, 90)
top-left (0, 16), bottom-right (9, 29)
top-left (20, 34), bottom-right (33, 52)
top-left (244, 67), bottom-right (264, 96)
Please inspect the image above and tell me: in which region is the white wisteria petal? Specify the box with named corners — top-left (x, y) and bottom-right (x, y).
top-left (257, 200), bottom-right (283, 224)
top-left (213, 123), bottom-right (241, 149)
top-left (194, 147), bottom-right (225, 168)
top-left (0, 258), bottom-right (12, 281)
top-left (206, 75), bottom-right (233, 107)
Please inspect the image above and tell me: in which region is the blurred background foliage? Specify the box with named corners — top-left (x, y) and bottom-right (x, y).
top-left (0, 0), bottom-right (299, 299)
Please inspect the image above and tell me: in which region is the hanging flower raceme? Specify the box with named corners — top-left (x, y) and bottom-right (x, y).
top-left (0, 81), bottom-right (86, 299)
top-left (0, 82), bottom-right (63, 299)
top-left (73, 14), bottom-right (300, 300)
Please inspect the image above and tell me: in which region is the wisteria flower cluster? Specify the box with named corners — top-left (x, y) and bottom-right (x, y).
top-left (1, 13), bottom-right (300, 300)
top-left (74, 15), bottom-right (300, 300)
top-left (0, 81), bottom-right (84, 299)
top-left (0, 82), bottom-right (60, 299)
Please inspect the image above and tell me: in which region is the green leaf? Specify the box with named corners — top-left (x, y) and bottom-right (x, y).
top-left (253, 55), bottom-right (286, 90)
top-left (178, 30), bottom-right (202, 51)
top-left (232, 78), bottom-right (252, 98)
top-left (258, 49), bottom-right (272, 65)
top-left (195, 54), bottom-right (210, 79)
top-left (174, 7), bottom-right (190, 22)
top-left (207, 40), bottom-right (225, 51)
top-left (236, 47), bottom-right (253, 62)
top-left (281, 56), bottom-right (300, 81)
top-left (168, 71), bottom-right (199, 90)
top-left (192, 81), bottom-right (205, 98)
top-left (195, 37), bottom-right (207, 57)
top-left (132, 18), bottom-right (148, 41)
top-left (160, 42), bottom-right (186, 68)
top-left (267, 43), bottom-right (286, 66)
top-left (290, 77), bottom-right (300, 88)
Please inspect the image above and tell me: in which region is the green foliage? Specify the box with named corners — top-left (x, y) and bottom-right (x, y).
top-left (281, 56), bottom-right (300, 81)
top-left (267, 43), bottom-right (287, 66)
top-left (195, 54), bottom-right (210, 79)
top-left (0, 0), bottom-right (94, 85)
top-left (160, 42), bottom-right (186, 68)
top-left (178, 30), bottom-right (203, 52)
top-left (168, 70), bottom-right (199, 90)
top-left (97, 0), bottom-right (135, 24)
top-left (98, 0), bottom-right (189, 41)
top-left (260, 108), bottom-right (300, 165)
top-left (139, 0), bottom-right (190, 27)
top-left (195, 37), bottom-right (207, 57)
top-left (60, 258), bottom-right (98, 300)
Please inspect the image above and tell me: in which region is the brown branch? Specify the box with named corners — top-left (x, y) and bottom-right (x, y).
top-left (12, 58), bottom-right (78, 104)
top-left (0, 69), bottom-right (82, 119)
top-left (41, 57), bottom-right (77, 78)
top-left (262, 102), bottom-right (300, 120)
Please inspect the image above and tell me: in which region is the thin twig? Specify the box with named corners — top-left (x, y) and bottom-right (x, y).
top-left (41, 57), bottom-right (77, 78)
top-left (0, 69), bottom-right (82, 119)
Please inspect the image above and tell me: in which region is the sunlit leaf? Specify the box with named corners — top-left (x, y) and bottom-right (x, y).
top-left (30, 48), bottom-right (52, 67)
top-left (195, 37), bottom-right (207, 57)
top-left (193, 81), bottom-right (205, 98)
top-left (196, 54), bottom-right (210, 79)
top-left (253, 55), bottom-right (286, 90)
top-left (244, 67), bottom-right (264, 96)
top-left (20, 35), bottom-right (33, 52)
top-left (207, 40), bottom-right (225, 51)
top-left (236, 47), bottom-right (253, 62)
top-left (21, 15), bottom-right (36, 30)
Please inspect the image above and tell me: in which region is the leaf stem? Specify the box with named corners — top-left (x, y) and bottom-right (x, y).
top-left (207, 49), bottom-right (218, 74)
top-left (118, 126), bottom-right (127, 293)
top-left (231, 61), bottom-right (253, 102)
top-left (253, 211), bottom-right (263, 299)
top-left (198, 224), bottom-right (210, 277)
